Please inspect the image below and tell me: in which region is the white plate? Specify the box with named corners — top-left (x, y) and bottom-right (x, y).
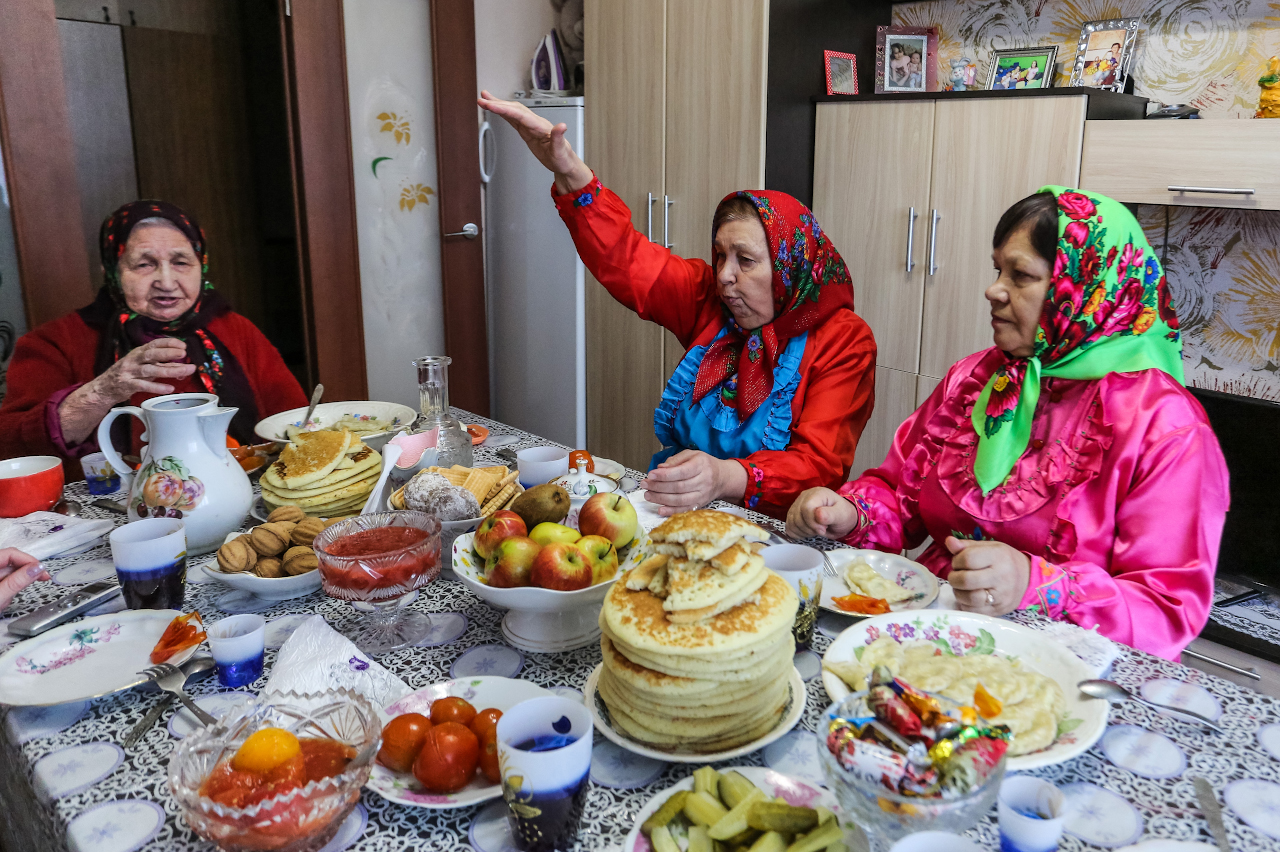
top-left (593, 457), bottom-right (626, 481)
top-left (820, 549), bottom-right (938, 616)
top-left (365, 676), bottom-right (554, 809)
top-left (820, 611), bottom-right (1105, 770)
top-left (254, 401), bottom-right (417, 450)
top-left (0, 610), bottom-right (199, 706)
top-left (198, 532), bottom-right (322, 600)
top-left (584, 663), bottom-right (806, 764)
top-left (623, 765), bottom-right (855, 852)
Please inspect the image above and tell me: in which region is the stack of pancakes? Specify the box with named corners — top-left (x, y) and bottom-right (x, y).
top-left (261, 430), bottom-right (382, 517)
top-left (597, 510), bottom-right (796, 754)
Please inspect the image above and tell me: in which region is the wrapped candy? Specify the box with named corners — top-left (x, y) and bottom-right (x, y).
top-left (827, 718), bottom-right (907, 789)
top-left (868, 685), bottom-right (922, 738)
top-left (937, 735), bottom-right (1010, 797)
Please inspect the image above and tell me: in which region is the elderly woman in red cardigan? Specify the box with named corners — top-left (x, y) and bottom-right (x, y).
top-left (480, 93), bottom-right (876, 519)
top-left (0, 200), bottom-right (307, 479)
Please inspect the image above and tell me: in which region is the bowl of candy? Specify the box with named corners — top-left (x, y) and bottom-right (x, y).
top-left (817, 667), bottom-right (1008, 849)
top-left (168, 689), bottom-right (381, 852)
top-left (314, 511), bottom-right (443, 654)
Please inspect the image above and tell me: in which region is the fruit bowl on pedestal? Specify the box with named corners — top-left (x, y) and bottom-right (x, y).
top-left (451, 523), bottom-right (649, 654)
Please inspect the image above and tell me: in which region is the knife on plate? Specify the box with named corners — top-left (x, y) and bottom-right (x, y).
top-left (1192, 775), bottom-right (1231, 852)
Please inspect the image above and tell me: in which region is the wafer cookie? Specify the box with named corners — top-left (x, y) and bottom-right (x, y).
top-left (481, 482), bottom-right (519, 516)
top-left (485, 470), bottom-right (518, 501)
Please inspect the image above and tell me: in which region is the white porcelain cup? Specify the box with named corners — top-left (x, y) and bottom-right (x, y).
top-left (496, 696), bottom-right (592, 851)
top-left (206, 614), bottom-right (267, 688)
top-left (516, 447), bottom-right (570, 489)
top-left (108, 518), bottom-right (187, 610)
top-left (998, 775), bottom-right (1066, 852)
top-left (761, 543), bottom-right (824, 649)
top-left (889, 832), bottom-right (984, 852)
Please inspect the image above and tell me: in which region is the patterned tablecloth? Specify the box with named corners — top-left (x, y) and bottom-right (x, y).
top-left (3, 410), bottom-right (1280, 852)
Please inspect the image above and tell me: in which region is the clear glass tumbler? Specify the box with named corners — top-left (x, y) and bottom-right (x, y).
top-left (413, 355), bottom-right (473, 469)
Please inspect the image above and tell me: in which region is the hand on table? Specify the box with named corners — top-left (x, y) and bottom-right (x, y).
top-left (945, 536), bottom-right (1030, 616)
top-left (478, 90), bottom-right (594, 194)
top-left (786, 487), bottom-right (862, 541)
top-left (0, 548), bottom-right (48, 612)
top-left (92, 338), bottom-right (195, 404)
top-left (640, 450), bottom-right (746, 517)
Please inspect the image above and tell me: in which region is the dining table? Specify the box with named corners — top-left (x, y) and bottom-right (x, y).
top-left (3, 409), bottom-right (1280, 852)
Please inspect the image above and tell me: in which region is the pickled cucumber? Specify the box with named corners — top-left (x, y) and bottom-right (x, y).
top-left (747, 831), bottom-right (788, 852)
top-left (708, 788), bottom-right (768, 840)
top-left (783, 820), bottom-right (843, 852)
top-left (641, 790), bottom-right (689, 837)
top-left (694, 766), bottom-right (722, 797)
top-left (651, 826), bottom-right (680, 852)
top-left (747, 802), bottom-right (819, 834)
top-left (684, 790), bottom-right (730, 826)
top-left (719, 770), bottom-right (759, 809)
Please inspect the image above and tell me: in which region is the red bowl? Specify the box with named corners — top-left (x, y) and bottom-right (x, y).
top-left (0, 456), bottom-right (65, 517)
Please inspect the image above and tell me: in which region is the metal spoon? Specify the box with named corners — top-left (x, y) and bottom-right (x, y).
top-left (53, 499), bottom-right (82, 517)
top-left (302, 383), bottom-right (324, 428)
top-left (1078, 678), bottom-right (1224, 733)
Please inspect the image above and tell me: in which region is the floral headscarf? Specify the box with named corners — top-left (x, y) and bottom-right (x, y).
top-left (691, 191), bottom-right (855, 420)
top-left (972, 187), bottom-right (1184, 494)
top-left (77, 200), bottom-right (260, 442)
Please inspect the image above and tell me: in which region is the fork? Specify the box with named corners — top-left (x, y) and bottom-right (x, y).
top-left (138, 663), bottom-right (217, 726)
top-left (767, 530), bottom-right (838, 578)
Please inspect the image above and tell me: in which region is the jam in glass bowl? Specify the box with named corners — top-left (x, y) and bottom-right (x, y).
top-left (168, 689), bottom-right (381, 852)
top-left (314, 511), bottom-right (442, 654)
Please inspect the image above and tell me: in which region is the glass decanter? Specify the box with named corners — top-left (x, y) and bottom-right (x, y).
top-left (413, 355), bottom-right (473, 469)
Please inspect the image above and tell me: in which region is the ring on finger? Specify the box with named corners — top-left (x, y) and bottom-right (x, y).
top-left (985, 590), bottom-right (995, 606)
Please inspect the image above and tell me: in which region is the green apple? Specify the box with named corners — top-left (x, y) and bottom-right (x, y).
top-left (576, 535), bottom-right (620, 585)
top-left (529, 522), bottom-right (581, 547)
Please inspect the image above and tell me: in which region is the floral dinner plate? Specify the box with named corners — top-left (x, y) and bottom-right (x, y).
top-left (365, 676), bottom-right (554, 809)
top-left (0, 609), bottom-right (199, 706)
top-left (819, 549), bottom-right (938, 616)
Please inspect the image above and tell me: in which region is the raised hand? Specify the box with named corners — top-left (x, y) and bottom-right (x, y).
top-left (477, 90), bottom-right (593, 194)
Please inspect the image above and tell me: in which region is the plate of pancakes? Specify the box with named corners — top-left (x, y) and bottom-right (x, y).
top-left (585, 509), bottom-right (806, 762)
top-left (255, 400), bottom-right (416, 452)
top-left (819, 548), bottom-right (939, 617)
top-left (258, 429), bottom-right (384, 519)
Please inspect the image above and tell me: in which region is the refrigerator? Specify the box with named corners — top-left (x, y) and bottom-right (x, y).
top-left (484, 96), bottom-right (585, 449)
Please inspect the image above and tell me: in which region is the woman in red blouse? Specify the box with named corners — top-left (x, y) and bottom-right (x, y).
top-left (480, 93), bottom-right (876, 519)
top-left (0, 200), bottom-right (307, 479)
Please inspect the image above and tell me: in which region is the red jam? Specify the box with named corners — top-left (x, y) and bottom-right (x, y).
top-left (199, 738), bottom-right (356, 810)
top-left (326, 526), bottom-right (429, 557)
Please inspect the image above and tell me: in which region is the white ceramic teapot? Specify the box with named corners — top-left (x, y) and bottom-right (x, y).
top-left (97, 393), bottom-right (253, 555)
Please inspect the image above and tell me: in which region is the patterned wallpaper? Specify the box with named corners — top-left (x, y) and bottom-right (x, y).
top-left (892, 0), bottom-right (1280, 401)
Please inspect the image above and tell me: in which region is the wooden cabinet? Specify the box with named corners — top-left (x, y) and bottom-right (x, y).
top-left (1081, 119), bottom-right (1280, 211)
top-left (814, 92), bottom-right (1119, 475)
top-left (585, 0), bottom-right (768, 471)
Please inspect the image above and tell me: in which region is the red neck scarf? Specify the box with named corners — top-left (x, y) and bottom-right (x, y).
top-left (691, 191), bottom-right (855, 420)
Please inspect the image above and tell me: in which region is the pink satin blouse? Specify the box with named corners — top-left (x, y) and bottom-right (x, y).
top-left (837, 348), bottom-right (1229, 661)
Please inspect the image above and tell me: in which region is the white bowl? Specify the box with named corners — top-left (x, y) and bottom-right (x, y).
top-left (254, 401), bottom-right (418, 452)
top-left (451, 526), bottom-right (648, 652)
top-left (198, 532), bottom-right (322, 600)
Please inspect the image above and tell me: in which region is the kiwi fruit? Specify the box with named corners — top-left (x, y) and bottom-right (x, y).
top-left (510, 483), bottom-right (571, 529)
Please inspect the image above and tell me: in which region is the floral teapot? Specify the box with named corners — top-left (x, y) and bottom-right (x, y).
top-left (97, 393), bottom-right (252, 555)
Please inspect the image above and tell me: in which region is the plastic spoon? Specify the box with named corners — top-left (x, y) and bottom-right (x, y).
top-left (1078, 678), bottom-right (1224, 733)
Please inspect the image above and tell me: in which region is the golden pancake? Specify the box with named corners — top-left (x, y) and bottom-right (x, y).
top-left (264, 430), bottom-right (353, 490)
top-left (649, 509), bottom-right (770, 551)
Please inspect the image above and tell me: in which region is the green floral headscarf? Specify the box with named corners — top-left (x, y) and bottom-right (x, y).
top-left (971, 187), bottom-right (1185, 494)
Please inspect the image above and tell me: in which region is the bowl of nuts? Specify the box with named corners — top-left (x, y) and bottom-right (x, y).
top-left (201, 506), bottom-right (333, 600)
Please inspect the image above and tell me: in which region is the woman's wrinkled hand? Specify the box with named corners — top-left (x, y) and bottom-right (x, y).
top-left (786, 487), bottom-right (860, 541)
top-left (91, 338), bottom-right (195, 405)
top-left (945, 536), bottom-right (1030, 616)
top-left (478, 90), bottom-right (593, 193)
top-left (641, 450), bottom-right (744, 517)
top-left (0, 549), bottom-right (47, 612)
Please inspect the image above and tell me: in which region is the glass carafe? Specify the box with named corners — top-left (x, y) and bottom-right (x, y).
top-left (413, 356), bottom-right (473, 469)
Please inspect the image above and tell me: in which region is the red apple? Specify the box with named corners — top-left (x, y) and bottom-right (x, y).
top-left (578, 493), bottom-right (639, 549)
top-left (530, 542), bottom-right (592, 591)
top-left (486, 536), bottom-right (541, 588)
top-left (474, 510), bottom-right (527, 560)
top-left (576, 535), bottom-right (620, 585)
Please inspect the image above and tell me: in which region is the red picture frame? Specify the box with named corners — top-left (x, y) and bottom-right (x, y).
top-left (823, 50), bottom-right (858, 96)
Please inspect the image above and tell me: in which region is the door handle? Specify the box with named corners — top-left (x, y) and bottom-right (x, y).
top-left (664, 195), bottom-right (674, 249)
top-left (928, 209), bottom-right (940, 276)
top-left (478, 122), bottom-right (494, 184)
top-left (1168, 185), bottom-right (1255, 196)
top-left (905, 206), bottom-right (918, 273)
top-left (445, 223), bottom-right (479, 239)
top-left (647, 192), bottom-right (655, 242)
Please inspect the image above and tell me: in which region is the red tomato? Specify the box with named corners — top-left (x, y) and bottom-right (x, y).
top-left (412, 722), bottom-right (480, 793)
top-left (377, 713), bottom-right (432, 774)
top-left (469, 708), bottom-right (502, 742)
top-left (430, 696), bottom-right (477, 727)
top-left (477, 732), bottom-right (500, 784)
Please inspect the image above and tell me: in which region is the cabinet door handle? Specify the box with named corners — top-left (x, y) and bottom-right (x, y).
top-left (1168, 185), bottom-right (1255, 196)
top-left (664, 195), bottom-right (674, 249)
top-left (905, 206), bottom-right (918, 273)
top-left (647, 193), bottom-right (655, 242)
top-left (1182, 647), bottom-right (1261, 679)
top-left (928, 209), bottom-right (940, 276)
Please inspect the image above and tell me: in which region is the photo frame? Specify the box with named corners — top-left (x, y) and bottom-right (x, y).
top-left (985, 46), bottom-right (1058, 91)
top-left (1068, 18), bottom-right (1139, 92)
top-left (875, 26), bottom-right (937, 94)
top-left (824, 50), bottom-right (859, 96)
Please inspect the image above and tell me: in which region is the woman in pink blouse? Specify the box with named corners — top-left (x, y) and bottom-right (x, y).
top-left (787, 187), bottom-right (1228, 660)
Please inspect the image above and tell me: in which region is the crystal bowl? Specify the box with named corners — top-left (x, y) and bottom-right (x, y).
top-left (168, 689), bottom-right (381, 852)
top-left (817, 694), bottom-right (1005, 845)
top-left (313, 511), bottom-right (442, 602)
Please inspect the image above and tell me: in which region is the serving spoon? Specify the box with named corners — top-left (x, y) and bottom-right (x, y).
top-left (1078, 678), bottom-right (1224, 733)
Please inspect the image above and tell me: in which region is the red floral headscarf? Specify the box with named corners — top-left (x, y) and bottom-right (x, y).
top-left (691, 191), bottom-right (855, 420)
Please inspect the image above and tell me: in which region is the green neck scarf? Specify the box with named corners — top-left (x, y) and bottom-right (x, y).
top-left (971, 187), bottom-right (1185, 494)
